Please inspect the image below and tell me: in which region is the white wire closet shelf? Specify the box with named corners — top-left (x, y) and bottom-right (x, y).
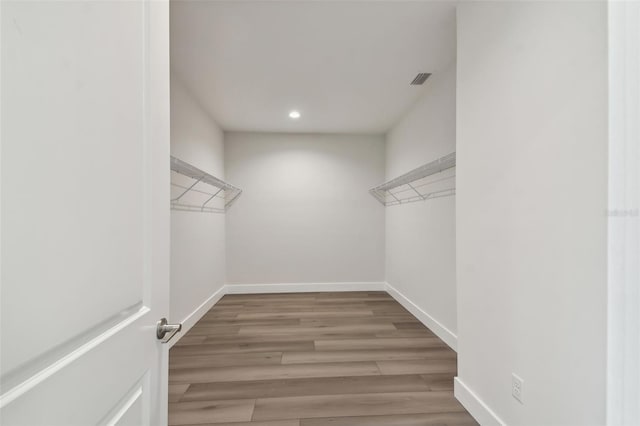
top-left (370, 152), bottom-right (456, 206)
top-left (170, 156), bottom-right (242, 213)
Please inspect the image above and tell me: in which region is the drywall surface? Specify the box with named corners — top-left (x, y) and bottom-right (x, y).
top-left (385, 63), bottom-right (457, 344)
top-left (225, 132), bottom-right (385, 284)
top-left (456, 2), bottom-right (608, 425)
top-left (170, 77), bottom-right (226, 324)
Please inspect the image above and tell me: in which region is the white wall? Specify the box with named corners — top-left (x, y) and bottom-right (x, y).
top-left (225, 132), bottom-right (385, 285)
top-left (385, 63), bottom-right (457, 348)
top-left (170, 77), bottom-right (226, 324)
top-left (455, 2), bottom-right (608, 425)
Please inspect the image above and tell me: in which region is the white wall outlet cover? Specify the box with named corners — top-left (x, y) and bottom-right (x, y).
top-left (512, 374), bottom-right (524, 404)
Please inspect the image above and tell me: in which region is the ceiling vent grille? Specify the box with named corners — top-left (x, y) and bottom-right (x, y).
top-left (410, 73), bottom-right (431, 85)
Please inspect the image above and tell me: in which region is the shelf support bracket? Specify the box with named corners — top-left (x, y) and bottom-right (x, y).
top-left (201, 187), bottom-right (224, 210)
top-left (172, 176), bottom-right (203, 202)
top-left (407, 183), bottom-right (426, 200)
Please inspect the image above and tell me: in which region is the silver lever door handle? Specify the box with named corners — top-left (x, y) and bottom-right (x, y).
top-left (156, 318), bottom-right (182, 343)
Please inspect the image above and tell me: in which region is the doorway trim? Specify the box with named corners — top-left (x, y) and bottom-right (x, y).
top-left (607, 1), bottom-right (640, 424)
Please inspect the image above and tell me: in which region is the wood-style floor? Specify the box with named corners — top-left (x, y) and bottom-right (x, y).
top-left (168, 292), bottom-right (478, 426)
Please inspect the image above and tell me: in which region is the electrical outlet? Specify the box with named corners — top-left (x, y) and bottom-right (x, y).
top-left (512, 374), bottom-right (524, 403)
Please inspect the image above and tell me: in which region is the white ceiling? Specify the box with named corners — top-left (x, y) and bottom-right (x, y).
top-left (170, 1), bottom-right (456, 134)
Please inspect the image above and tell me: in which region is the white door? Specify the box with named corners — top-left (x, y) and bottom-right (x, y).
top-left (1, 1), bottom-right (171, 425)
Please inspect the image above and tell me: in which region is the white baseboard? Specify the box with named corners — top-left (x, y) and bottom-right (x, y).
top-left (455, 377), bottom-right (506, 426)
top-left (223, 282), bottom-right (386, 294)
top-left (384, 282), bottom-right (458, 351)
top-left (167, 285), bottom-right (226, 349)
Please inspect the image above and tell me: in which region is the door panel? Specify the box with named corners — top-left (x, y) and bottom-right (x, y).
top-left (1, 0), bottom-right (145, 377)
top-left (1, 1), bottom-right (170, 424)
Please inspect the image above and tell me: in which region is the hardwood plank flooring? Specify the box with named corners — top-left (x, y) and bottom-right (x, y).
top-left (169, 292), bottom-right (477, 425)
top-left (168, 400), bottom-right (255, 425)
top-left (251, 392), bottom-right (465, 421)
top-left (170, 361), bottom-right (382, 384)
top-left (300, 413), bottom-right (479, 426)
top-left (169, 352), bottom-right (283, 370)
top-left (280, 348), bottom-right (455, 364)
top-left (314, 337), bottom-right (445, 351)
top-left (181, 375), bottom-right (436, 401)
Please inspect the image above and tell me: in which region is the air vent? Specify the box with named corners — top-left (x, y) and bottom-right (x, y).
top-left (410, 73), bottom-right (431, 85)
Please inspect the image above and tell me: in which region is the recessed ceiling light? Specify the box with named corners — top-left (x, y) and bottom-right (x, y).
top-left (289, 110), bottom-right (301, 119)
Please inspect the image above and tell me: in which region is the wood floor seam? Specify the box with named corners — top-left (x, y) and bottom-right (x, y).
top-left (249, 398), bottom-right (257, 422)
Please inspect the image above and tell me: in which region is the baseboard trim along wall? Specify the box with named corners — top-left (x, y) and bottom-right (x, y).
top-left (454, 378), bottom-right (506, 426)
top-left (384, 283), bottom-right (458, 351)
top-left (166, 285), bottom-right (226, 349)
top-left (224, 282), bottom-right (387, 294)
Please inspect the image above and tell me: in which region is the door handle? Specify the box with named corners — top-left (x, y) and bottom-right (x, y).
top-left (156, 318), bottom-right (182, 343)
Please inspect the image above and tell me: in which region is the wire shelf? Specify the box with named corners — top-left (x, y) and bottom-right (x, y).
top-left (370, 152), bottom-right (456, 206)
top-left (170, 156), bottom-right (242, 213)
